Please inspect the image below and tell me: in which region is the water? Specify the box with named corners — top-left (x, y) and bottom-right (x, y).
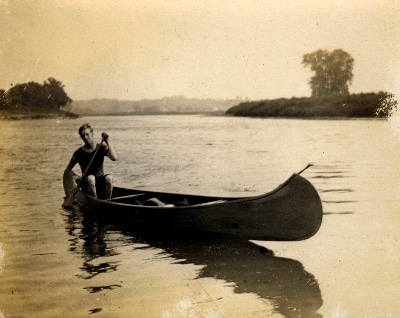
top-left (1, 115), bottom-right (400, 317)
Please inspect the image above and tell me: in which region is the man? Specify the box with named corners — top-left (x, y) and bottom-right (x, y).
top-left (64, 123), bottom-right (117, 199)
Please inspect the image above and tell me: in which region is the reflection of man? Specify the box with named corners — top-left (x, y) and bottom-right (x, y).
top-left (64, 123), bottom-right (117, 199)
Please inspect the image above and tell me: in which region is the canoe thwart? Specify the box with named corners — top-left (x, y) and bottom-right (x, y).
top-left (192, 200), bottom-right (227, 206)
top-left (107, 193), bottom-right (146, 202)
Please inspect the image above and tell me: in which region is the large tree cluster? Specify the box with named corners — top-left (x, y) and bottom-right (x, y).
top-left (0, 77), bottom-right (72, 111)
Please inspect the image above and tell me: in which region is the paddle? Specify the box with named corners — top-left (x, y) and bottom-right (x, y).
top-left (62, 136), bottom-right (104, 208)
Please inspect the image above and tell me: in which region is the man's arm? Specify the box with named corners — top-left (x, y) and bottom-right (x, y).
top-left (64, 157), bottom-right (78, 179)
top-left (65, 157), bottom-right (77, 171)
top-left (63, 157), bottom-right (78, 195)
top-left (102, 132), bottom-right (118, 161)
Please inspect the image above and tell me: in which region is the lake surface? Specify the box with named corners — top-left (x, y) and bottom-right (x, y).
top-left (1, 115), bottom-right (400, 317)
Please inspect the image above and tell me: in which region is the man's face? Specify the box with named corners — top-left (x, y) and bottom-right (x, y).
top-left (80, 128), bottom-right (93, 145)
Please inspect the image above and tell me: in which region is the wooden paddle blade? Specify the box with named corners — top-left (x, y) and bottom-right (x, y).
top-left (62, 188), bottom-right (77, 208)
top-left (62, 194), bottom-right (75, 208)
top-left (63, 169), bottom-right (77, 196)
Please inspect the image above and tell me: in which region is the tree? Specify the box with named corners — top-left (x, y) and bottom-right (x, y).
top-left (8, 82), bottom-right (46, 108)
top-left (6, 77), bottom-right (72, 111)
top-left (302, 49), bottom-right (354, 98)
top-left (43, 77), bottom-right (73, 109)
top-left (0, 89), bottom-right (10, 109)
top-left (375, 91), bottom-right (398, 117)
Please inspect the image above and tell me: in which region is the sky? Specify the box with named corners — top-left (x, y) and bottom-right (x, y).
top-left (1, 0), bottom-right (400, 101)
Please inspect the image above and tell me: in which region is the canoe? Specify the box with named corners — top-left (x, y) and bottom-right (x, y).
top-left (63, 171), bottom-right (323, 241)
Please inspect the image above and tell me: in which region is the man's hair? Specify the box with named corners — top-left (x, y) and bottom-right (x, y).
top-left (78, 123), bottom-right (93, 136)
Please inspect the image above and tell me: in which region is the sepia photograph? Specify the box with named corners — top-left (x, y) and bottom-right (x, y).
top-left (1, 1), bottom-right (399, 317)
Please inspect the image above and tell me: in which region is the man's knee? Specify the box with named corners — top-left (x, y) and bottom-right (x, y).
top-left (87, 175), bottom-right (96, 186)
top-left (105, 175), bottom-right (113, 185)
top-left (85, 175), bottom-right (97, 197)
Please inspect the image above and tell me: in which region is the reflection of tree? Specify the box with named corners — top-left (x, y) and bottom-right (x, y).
top-left (63, 209), bottom-right (322, 316)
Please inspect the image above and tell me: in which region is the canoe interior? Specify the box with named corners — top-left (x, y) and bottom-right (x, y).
top-left (109, 186), bottom-right (246, 206)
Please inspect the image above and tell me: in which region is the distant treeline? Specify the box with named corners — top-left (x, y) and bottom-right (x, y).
top-left (225, 92), bottom-right (397, 118)
top-left (1, 77), bottom-right (397, 120)
top-left (63, 96), bottom-right (242, 115)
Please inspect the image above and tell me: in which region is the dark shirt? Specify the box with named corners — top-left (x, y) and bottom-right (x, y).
top-left (72, 143), bottom-right (108, 177)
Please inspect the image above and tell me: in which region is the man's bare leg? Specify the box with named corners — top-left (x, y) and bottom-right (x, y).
top-left (86, 175), bottom-right (97, 197)
top-left (104, 175), bottom-right (113, 200)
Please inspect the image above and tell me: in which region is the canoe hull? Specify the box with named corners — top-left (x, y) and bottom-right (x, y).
top-left (67, 173), bottom-right (323, 241)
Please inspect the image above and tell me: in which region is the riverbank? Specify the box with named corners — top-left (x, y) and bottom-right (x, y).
top-left (225, 92), bottom-right (396, 118)
top-left (0, 110), bottom-right (78, 120)
top-left (1, 91), bottom-right (396, 120)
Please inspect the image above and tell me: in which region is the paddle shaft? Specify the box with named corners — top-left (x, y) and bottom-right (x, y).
top-left (76, 140), bottom-right (104, 188)
top-left (63, 138), bottom-right (104, 207)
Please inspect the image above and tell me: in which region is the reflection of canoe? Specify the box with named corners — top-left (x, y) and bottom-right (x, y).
top-left (63, 172), bottom-right (323, 241)
top-left (65, 212), bottom-right (323, 317)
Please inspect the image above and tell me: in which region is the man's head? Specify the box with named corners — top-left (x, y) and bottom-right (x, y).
top-left (78, 123), bottom-right (93, 136)
top-left (78, 123), bottom-right (94, 145)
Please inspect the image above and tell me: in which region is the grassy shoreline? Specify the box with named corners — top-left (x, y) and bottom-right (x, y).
top-left (0, 110), bottom-right (79, 120)
top-left (225, 92), bottom-right (395, 118)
